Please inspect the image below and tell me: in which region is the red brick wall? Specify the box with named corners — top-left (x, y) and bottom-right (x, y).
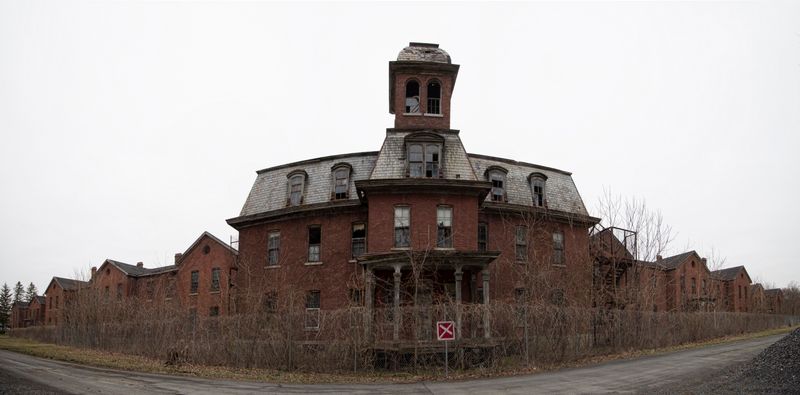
top-left (92, 264), bottom-right (135, 301)
top-left (28, 298), bottom-right (45, 326)
top-left (173, 235), bottom-right (237, 317)
top-left (237, 208), bottom-right (368, 311)
top-left (367, 193), bottom-right (478, 253)
top-left (664, 256), bottom-right (714, 312)
top-left (393, 73), bottom-right (454, 130)
top-left (44, 283), bottom-right (67, 326)
top-left (480, 212), bottom-right (592, 306)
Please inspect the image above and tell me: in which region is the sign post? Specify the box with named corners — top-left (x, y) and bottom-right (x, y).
top-left (436, 321), bottom-right (455, 377)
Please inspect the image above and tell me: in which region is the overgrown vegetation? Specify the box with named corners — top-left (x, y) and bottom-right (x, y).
top-left (8, 291), bottom-right (799, 374)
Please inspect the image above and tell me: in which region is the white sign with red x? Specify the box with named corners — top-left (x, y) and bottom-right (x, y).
top-left (436, 320), bottom-right (455, 341)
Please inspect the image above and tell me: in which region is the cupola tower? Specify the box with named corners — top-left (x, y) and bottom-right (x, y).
top-left (390, 43), bottom-right (460, 130)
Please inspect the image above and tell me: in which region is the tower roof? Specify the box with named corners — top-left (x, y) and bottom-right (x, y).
top-left (397, 42), bottom-right (451, 64)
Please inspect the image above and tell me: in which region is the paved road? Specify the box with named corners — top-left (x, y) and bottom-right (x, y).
top-left (0, 333), bottom-right (785, 394)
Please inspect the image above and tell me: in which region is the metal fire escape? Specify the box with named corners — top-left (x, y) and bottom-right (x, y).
top-left (589, 225), bottom-right (637, 310)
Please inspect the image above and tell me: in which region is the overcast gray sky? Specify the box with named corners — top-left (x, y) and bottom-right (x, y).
top-left (1, 1), bottom-right (798, 292)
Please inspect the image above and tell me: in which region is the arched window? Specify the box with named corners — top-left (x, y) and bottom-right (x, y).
top-left (286, 171), bottom-right (307, 206)
top-left (427, 81), bottom-right (441, 114)
top-left (529, 173), bottom-right (547, 207)
top-left (331, 164), bottom-right (352, 200)
top-left (405, 80), bottom-right (420, 113)
top-left (486, 167), bottom-right (508, 202)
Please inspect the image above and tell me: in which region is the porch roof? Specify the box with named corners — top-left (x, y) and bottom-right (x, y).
top-left (357, 249), bottom-right (500, 271)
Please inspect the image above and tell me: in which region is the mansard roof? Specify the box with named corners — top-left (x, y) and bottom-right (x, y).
top-left (232, 130), bottom-right (592, 222)
top-left (469, 154), bottom-right (589, 216)
top-left (370, 129), bottom-right (477, 180)
top-left (237, 151), bottom-right (378, 219)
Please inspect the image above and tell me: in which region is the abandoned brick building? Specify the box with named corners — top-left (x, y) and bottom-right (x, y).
top-left (227, 42), bottom-right (599, 341)
top-left (12, 43), bottom-right (791, 332)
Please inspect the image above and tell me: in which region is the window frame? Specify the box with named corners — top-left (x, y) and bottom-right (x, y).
top-left (515, 225), bottom-right (528, 262)
top-left (529, 173), bottom-right (547, 207)
top-left (267, 231), bottom-right (280, 266)
top-left (286, 170), bottom-right (307, 207)
top-left (210, 267), bottom-right (221, 292)
top-left (307, 225), bottom-right (321, 263)
top-left (552, 231), bottom-right (565, 266)
top-left (404, 79), bottom-right (421, 114)
top-left (190, 270), bottom-right (199, 294)
top-left (393, 206), bottom-right (411, 248)
top-left (426, 80), bottom-right (442, 115)
top-left (331, 164), bottom-right (352, 200)
top-left (305, 290), bottom-right (321, 330)
top-left (436, 206), bottom-right (453, 248)
top-left (486, 168), bottom-right (508, 202)
top-left (477, 222), bottom-right (488, 252)
top-left (351, 223), bottom-right (366, 258)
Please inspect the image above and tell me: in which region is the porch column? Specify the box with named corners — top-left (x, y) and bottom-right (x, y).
top-left (454, 266), bottom-right (463, 339)
top-left (393, 266), bottom-right (401, 341)
top-left (364, 268), bottom-right (374, 340)
top-left (482, 269), bottom-right (491, 339)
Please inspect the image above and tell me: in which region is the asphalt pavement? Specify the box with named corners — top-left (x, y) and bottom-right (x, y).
top-left (0, 333), bottom-right (786, 394)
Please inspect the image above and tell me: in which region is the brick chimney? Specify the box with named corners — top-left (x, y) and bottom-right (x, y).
top-left (174, 253), bottom-right (183, 266)
top-left (136, 262), bottom-right (144, 268)
top-left (701, 258), bottom-right (708, 266)
top-left (91, 266), bottom-right (97, 279)
top-left (656, 255), bottom-right (663, 261)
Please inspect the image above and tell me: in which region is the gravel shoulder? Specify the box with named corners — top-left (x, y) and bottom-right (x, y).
top-left (649, 328), bottom-right (800, 395)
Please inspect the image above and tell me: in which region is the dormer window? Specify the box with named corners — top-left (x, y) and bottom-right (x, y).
top-left (427, 81), bottom-right (441, 114)
top-left (405, 132), bottom-right (444, 178)
top-left (486, 167), bottom-right (508, 202)
top-left (529, 173), bottom-right (547, 207)
top-left (331, 163), bottom-right (352, 200)
top-left (286, 170), bottom-right (307, 206)
top-left (405, 80), bottom-right (420, 113)
top-left (407, 143), bottom-right (440, 178)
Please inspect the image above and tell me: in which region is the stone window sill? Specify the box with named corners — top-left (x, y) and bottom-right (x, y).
top-left (424, 113), bottom-right (444, 117)
top-left (305, 262), bottom-right (323, 266)
top-left (403, 112), bottom-right (422, 116)
top-left (265, 265), bottom-right (281, 269)
top-left (391, 247), bottom-right (411, 251)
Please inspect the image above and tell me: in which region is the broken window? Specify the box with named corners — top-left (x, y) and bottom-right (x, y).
top-left (478, 222), bottom-right (488, 252)
top-left (425, 144), bottom-right (440, 177)
top-left (209, 306), bottom-right (219, 317)
top-left (211, 268), bottom-right (220, 292)
top-left (287, 173), bottom-right (305, 206)
top-left (146, 280), bottom-right (155, 300)
top-left (267, 232), bottom-right (280, 266)
top-left (530, 174), bottom-right (546, 207)
top-left (305, 290), bottom-right (321, 330)
top-left (394, 206), bottom-right (410, 248)
top-left (408, 144), bottom-right (440, 178)
top-left (436, 206), bottom-right (453, 248)
top-left (408, 144), bottom-right (424, 177)
top-left (691, 277), bottom-right (697, 295)
top-left (308, 226), bottom-right (321, 262)
top-left (405, 80), bottom-right (420, 113)
top-left (351, 223), bottom-right (366, 258)
top-left (427, 81), bottom-right (441, 114)
top-left (488, 170), bottom-right (507, 202)
top-left (116, 283), bottom-right (122, 300)
top-left (190, 271), bottom-right (199, 294)
top-left (515, 226), bottom-right (527, 262)
top-left (332, 167), bottom-right (350, 200)
top-left (552, 231), bottom-right (565, 266)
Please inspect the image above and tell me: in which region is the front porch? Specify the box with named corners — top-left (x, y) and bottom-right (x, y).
top-left (358, 250), bottom-right (500, 343)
